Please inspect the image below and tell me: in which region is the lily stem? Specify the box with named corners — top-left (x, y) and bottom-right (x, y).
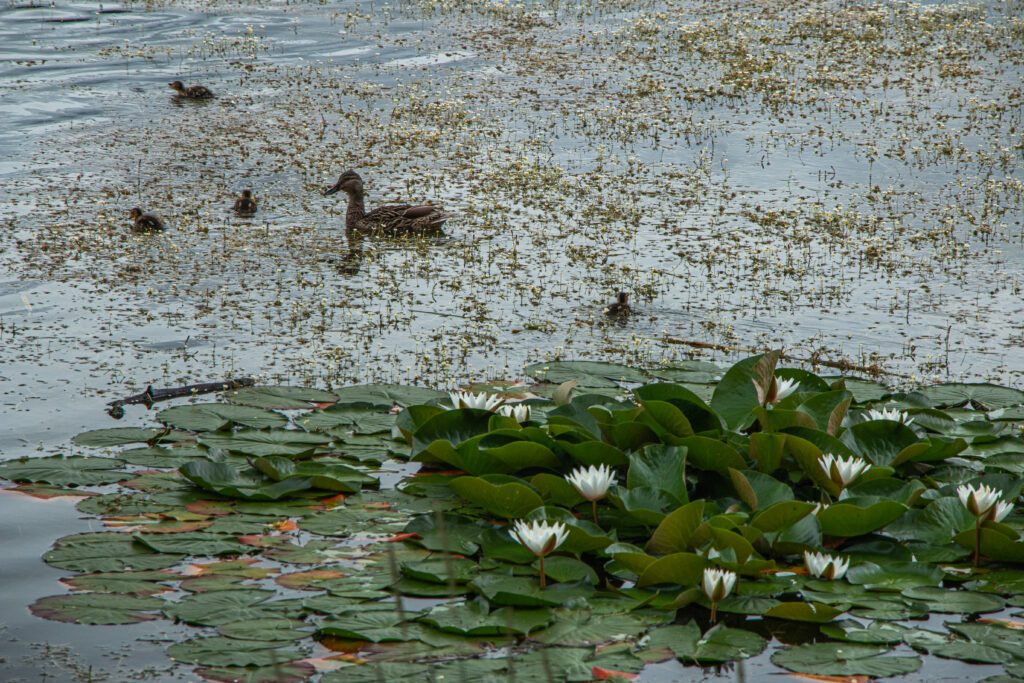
top-left (539, 555), bottom-right (546, 588)
top-left (592, 500), bottom-right (598, 525)
top-left (974, 516), bottom-right (981, 569)
top-left (710, 601), bottom-right (718, 624)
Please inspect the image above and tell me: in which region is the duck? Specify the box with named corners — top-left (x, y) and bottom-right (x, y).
top-left (604, 291), bottom-right (631, 316)
top-left (129, 208), bottom-right (165, 232)
top-left (233, 189), bottom-right (258, 215)
top-left (323, 170), bottom-right (448, 233)
top-left (168, 80), bottom-right (214, 98)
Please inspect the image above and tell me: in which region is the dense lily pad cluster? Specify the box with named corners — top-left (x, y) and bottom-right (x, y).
top-left (3, 355), bottom-right (1024, 680)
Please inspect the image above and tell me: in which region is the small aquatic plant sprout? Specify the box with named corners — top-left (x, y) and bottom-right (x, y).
top-left (819, 453), bottom-right (871, 494)
top-left (864, 407), bottom-right (913, 424)
top-left (497, 403), bottom-right (531, 423)
top-left (509, 520), bottom-right (568, 588)
top-left (804, 551), bottom-right (850, 580)
top-left (702, 568), bottom-right (736, 623)
top-left (565, 464), bottom-right (616, 523)
top-left (447, 390), bottom-right (503, 411)
top-left (958, 483), bottom-right (1005, 567)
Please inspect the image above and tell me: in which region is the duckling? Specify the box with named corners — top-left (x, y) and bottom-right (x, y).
top-left (168, 80), bottom-right (214, 98)
top-left (323, 169), bottom-right (448, 233)
top-left (129, 208), bottom-right (165, 233)
top-left (233, 189), bottom-right (258, 215)
top-left (604, 291), bottom-right (631, 316)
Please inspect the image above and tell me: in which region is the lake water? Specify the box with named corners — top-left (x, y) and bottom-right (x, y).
top-left (1, 0), bottom-right (1023, 679)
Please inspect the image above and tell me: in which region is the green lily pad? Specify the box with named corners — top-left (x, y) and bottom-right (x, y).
top-left (449, 476), bottom-right (544, 519)
top-left (163, 589), bottom-right (303, 626)
top-left (44, 532), bottom-right (183, 572)
top-left (0, 455), bottom-right (128, 486)
top-left (156, 403), bottom-right (288, 432)
top-left (166, 636), bottom-right (303, 667)
top-left (226, 386), bottom-right (340, 409)
top-left (771, 642), bottom-right (922, 676)
top-left (30, 593), bottom-right (165, 624)
top-left (646, 622), bottom-right (767, 663)
top-left (524, 361), bottom-right (649, 387)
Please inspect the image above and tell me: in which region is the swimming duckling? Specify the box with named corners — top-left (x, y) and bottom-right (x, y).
top-left (129, 208), bottom-right (165, 232)
top-left (604, 291), bottom-right (631, 316)
top-left (233, 189), bottom-right (258, 215)
top-left (323, 169), bottom-right (448, 234)
top-left (168, 80), bottom-right (214, 98)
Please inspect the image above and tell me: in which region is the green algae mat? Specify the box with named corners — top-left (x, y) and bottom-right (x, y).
top-left (4, 352), bottom-right (1024, 681)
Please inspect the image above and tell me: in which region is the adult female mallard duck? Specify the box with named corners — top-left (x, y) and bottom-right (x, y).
top-left (323, 170), bottom-right (448, 233)
top-left (168, 80), bottom-right (214, 98)
top-left (233, 189), bottom-right (258, 215)
top-left (604, 291), bottom-right (631, 316)
top-left (129, 208), bottom-right (165, 232)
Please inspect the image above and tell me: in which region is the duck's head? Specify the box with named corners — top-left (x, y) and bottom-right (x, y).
top-left (617, 291), bottom-right (629, 305)
top-left (129, 207), bottom-right (142, 219)
top-left (168, 80), bottom-right (185, 92)
top-left (324, 170), bottom-right (363, 197)
top-left (240, 189), bottom-right (253, 198)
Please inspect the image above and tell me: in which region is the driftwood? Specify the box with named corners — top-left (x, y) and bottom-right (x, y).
top-left (106, 377), bottom-right (255, 418)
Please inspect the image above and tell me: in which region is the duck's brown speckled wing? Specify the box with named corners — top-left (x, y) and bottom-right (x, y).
top-left (186, 85), bottom-right (214, 98)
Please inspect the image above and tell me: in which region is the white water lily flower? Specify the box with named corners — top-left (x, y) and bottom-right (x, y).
top-left (509, 519), bottom-right (568, 557)
top-left (991, 500), bottom-right (1014, 523)
top-left (957, 483), bottom-right (1001, 517)
top-left (774, 376), bottom-right (800, 402)
top-left (804, 551), bottom-right (850, 580)
top-left (498, 403), bottom-right (532, 423)
top-left (447, 390), bottom-right (503, 412)
top-left (566, 465), bottom-right (616, 502)
top-left (701, 568), bottom-right (736, 603)
top-left (819, 453), bottom-right (871, 488)
top-left (864, 407), bottom-right (914, 425)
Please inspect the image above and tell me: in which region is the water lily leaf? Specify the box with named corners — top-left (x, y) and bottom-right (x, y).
top-left (299, 505), bottom-right (407, 538)
top-left (751, 501), bottom-right (816, 532)
top-left (156, 403), bottom-right (288, 432)
top-left (226, 385), bottom-right (340, 409)
top-left (198, 429), bottom-right (331, 458)
top-left (531, 611), bottom-right (652, 646)
top-left (900, 586), bottom-right (1004, 614)
top-left (449, 476), bottom-right (544, 519)
top-left (953, 528), bottom-right (1024, 562)
top-left (627, 444), bottom-right (687, 504)
top-left (71, 427), bottom-right (186, 447)
top-left (818, 501), bottom-right (907, 537)
top-left (482, 440), bottom-right (561, 472)
top-left (0, 455), bottom-right (128, 486)
top-left (846, 561), bottom-right (943, 591)
top-left (30, 593), bottom-right (165, 624)
top-left (840, 421), bottom-right (920, 467)
top-left (609, 486), bottom-right (673, 524)
top-left (771, 643), bottom-right (922, 676)
top-left (167, 636), bottom-right (302, 667)
top-left (560, 440), bottom-right (629, 467)
top-left (319, 663), bottom-right (427, 682)
top-left (421, 600), bottom-right (550, 635)
top-left (44, 532), bottom-right (183, 572)
top-left (677, 436), bottom-right (746, 473)
top-left (763, 601), bottom-right (842, 623)
top-left (118, 445), bottom-right (207, 468)
top-left (196, 662), bottom-right (316, 683)
top-left (333, 383), bottom-right (447, 407)
top-left (798, 390), bottom-right (853, 431)
top-left (646, 622), bottom-right (766, 662)
top-left (317, 609), bottom-right (411, 641)
top-left (646, 500), bottom-right (704, 554)
top-left (470, 574), bottom-right (594, 606)
top-left (729, 468), bottom-right (793, 511)
top-left (948, 622), bottom-right (1024, 659)
top-left (163, 589), bottom-right (303, 625)
top-left (180, 460), bottom-right (312, 500)
top-left (401, 558), bottom-right (480, 585)
top-left (636, 552), bottom-right (705, 587)
top-left (133, 531), bottom-right (252, 556)
top-left (294, 402), bottom-right (395, 434)
top-left (524, 361), bottom-right (649, 387)
top-left (536, 556), bottom-right (599, 584)
top-left (411, 408), bottom-right (494, 461)
top-left (710, 354), bottom-right (764, 431)
top-left (916, 384), bottom-right (1024, 410)
top-left (62, 570), bottom-right (177, 595)
top-left (253, 456), bottom-right (376, 492)
top-left (636, 400), bottom-right (694, 439)
top-left (820, 619), bottom-right (907, 644)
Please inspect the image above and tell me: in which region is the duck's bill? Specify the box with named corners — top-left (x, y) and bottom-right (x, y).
top-left (323, 182), bottom-right (342, 196)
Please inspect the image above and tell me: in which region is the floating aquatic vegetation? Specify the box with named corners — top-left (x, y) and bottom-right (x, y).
top-left (4, 354), bottom-right (1024, 679)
